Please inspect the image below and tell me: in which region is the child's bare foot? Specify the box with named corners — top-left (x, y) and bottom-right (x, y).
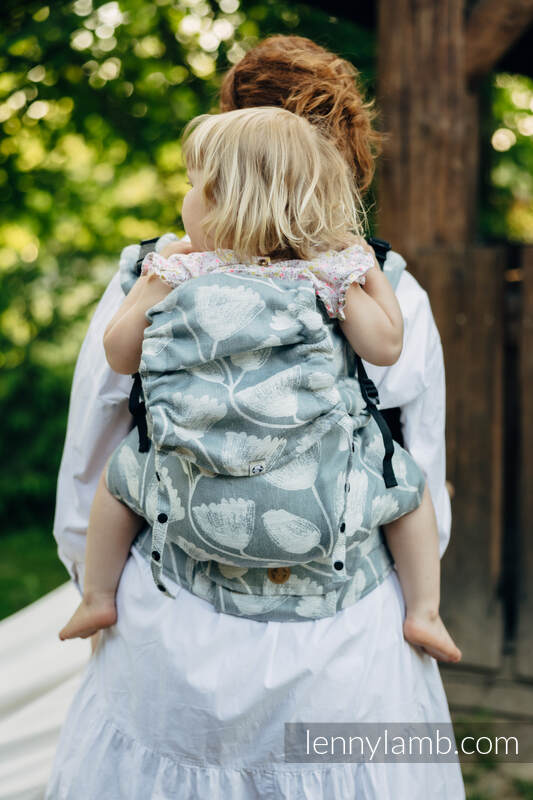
top-left (403, 611), bottom-right (462, 663)
top-left (59, 593), bottom-right (117, 640)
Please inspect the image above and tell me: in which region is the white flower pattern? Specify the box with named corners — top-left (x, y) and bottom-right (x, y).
top-left (371, 494), bottom-right (400, 527)
top-left (192, 498), bottom-right (256, 550)
top-left (221, 432), bottom-right (286, 476)
top-left (263, 442), bottom-right (321, 491)
top-left (145, 466), bottom-right (185, 524)
top-left (195, 284), bottom-right (265, 342)
top-left (218, 564), bottom-right (249, 579)
top-left (168, 392), bottom-right (227, 440)
top-left (236, 366), bottom-right (302, 418)
top-left (187, 361), bottom-right (226, 384)
top-left (262, 509), bottom-right (321, 554)
top-left (230, 347), bottom-right (272, 372)
top-left (107, 243), bottom-right (426, 621)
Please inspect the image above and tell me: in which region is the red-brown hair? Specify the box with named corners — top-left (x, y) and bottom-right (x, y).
top-left (220, 35), bottom-right (384, 196)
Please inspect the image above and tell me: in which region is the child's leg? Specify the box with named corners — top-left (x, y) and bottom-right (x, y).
top-left (384, 484), bottom-right (462, 663)
top-left (59, 465), bottom-right (144, 640)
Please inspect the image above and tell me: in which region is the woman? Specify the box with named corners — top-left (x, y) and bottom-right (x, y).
top-left (46, 36), bottom-right (463, 798)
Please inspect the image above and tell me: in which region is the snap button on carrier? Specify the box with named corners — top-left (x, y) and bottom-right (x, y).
top-left (267, 567), bottom-right (291, 584)
top-left (249, 460), bottom-right (266, 476)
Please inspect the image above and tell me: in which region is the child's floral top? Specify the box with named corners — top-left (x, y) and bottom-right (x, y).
top-left (140, 243), bottom-right (376, 321)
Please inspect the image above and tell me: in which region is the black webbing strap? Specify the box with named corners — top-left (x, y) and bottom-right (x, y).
top-left (355, 235), bottom-right (398, 488)
top-left (356, 356), bottom-right (398, 488)
top-left (129, 237), bottom-right (160, 452)
top-left (366, 236), bottom-right (391, 270)
top-left (135, 237), bottom-right (159, 277)
top-left (129, 371), bottom-right (150, 453)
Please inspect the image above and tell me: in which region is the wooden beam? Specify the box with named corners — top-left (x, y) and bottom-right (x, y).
top-left (466, 0), bottom-right (533, 81)
top-left (377, 0), bottom-right (469, 254)
top-left (517, 247), bottom-right (533, 680)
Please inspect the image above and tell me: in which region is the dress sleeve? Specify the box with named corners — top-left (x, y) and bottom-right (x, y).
top-left (307, 243), bottom-right (376, 321)
top-left (141, 250), bottom-right (215, 287)
top-left (52, 270), bottom-right (133, 594)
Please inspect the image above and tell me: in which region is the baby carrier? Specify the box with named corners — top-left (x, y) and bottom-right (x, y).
top-left (121, 238), bottom-right (405, 600)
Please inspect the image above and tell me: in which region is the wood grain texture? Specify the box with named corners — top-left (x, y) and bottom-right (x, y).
top-left (465, 0), bottom-right (533, 80)
top-left (376, 0), bottom-right (468, 253)
top-left (516, 246), bottom-right (533, 679)
top-left (411, 246), bottom-right (505, 670)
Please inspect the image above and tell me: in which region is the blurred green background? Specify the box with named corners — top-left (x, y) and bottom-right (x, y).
top-left (1, 0), bottom-right (533, 620)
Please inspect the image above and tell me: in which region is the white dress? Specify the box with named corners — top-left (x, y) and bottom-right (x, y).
top-left (46, 241), bottom-right (464, 798)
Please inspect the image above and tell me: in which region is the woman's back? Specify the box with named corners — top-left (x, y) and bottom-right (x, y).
top-left (48, 234), bottom-right (464, 798)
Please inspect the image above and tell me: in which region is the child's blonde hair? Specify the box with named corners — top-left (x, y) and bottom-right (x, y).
top-left (182, 106), bottom-right (367, 262)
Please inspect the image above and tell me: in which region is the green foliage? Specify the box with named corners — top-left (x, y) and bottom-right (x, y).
top-left (0, 1), bottom-right (373, 573)
top-left (0, 526), bottom-right (70, 620)
top-left (514, 778), bottom-right (533, 800)
top-left (0, 1), bottom-right (375, 370)
top-left (2, 0), bottom-right (532, 615)
top-left (481, 73), bottom-right (533, 243)
top-left (0, 362), bottom-right (72, 527)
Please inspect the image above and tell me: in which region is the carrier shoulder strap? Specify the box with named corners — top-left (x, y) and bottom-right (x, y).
top-left (366, 236), bottom-right (391, 270)
top-left (129, 237), bottom-right (160, 452)
top-left (135, 237), bottom-right (160, 277)
top-left (358, 236), bottom-right (398, 488)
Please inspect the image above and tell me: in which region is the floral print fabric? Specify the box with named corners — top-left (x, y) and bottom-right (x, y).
top-left (140, 242), bottom-right (376, 320)
top-left (105, 246), bottom-right (426, 622)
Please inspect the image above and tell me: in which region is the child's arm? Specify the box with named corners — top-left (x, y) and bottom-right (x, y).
top-left (339, 265), bottom-right (404, 366)
top-left (103, 274), bottom-right (173, 374)
top-left (160, 238), bottom-right (193, 259)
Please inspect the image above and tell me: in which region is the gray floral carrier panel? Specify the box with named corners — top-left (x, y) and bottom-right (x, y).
top-left (106, 265), bottom-right (426, 621)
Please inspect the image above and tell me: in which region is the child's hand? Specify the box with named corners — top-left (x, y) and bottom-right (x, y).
top-left (160, 239), bottom-right (194, 259)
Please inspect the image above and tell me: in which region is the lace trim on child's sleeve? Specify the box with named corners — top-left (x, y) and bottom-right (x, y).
top-left (308, 244), bottom-right (376, 321)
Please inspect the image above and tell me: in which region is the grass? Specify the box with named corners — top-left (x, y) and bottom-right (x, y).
top-left (451, 710), bottom-right (533, 799)
top-left (515, 779), bottom-right (533, 800)
top-left (0, 526), bottom-right (71, 620)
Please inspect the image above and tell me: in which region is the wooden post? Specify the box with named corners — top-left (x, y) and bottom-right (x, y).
top-left (517, 247), bottom-right (533, 679)
top-left (376, 0), bottom-right (469, 257)
top-left (465, 0), bottom-right (533, 82)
